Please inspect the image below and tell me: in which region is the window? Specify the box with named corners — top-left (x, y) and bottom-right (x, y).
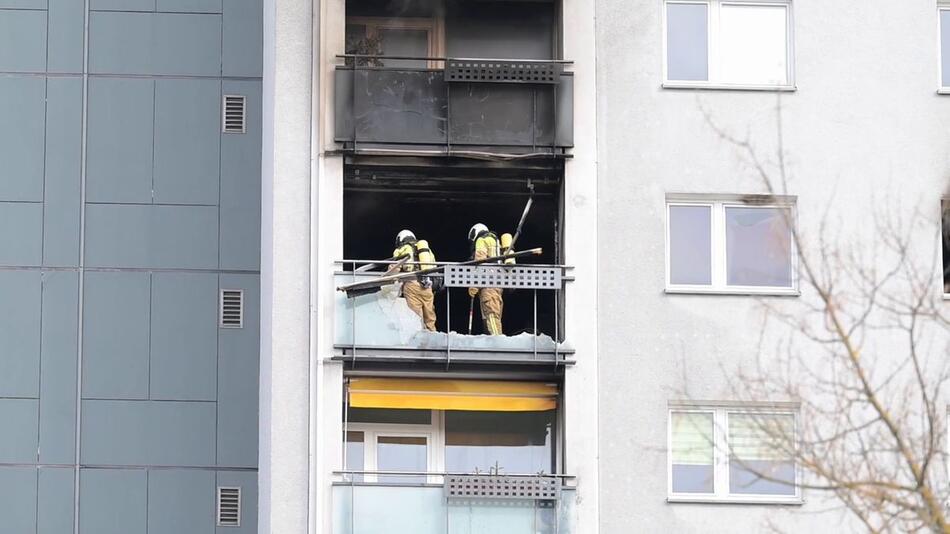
top-left (343, 407), bottom-right (556, 482)
top-left (664, 0), bottom-right (793, 89)
top-left (942, 200), bottom-right (950, 296)
top-left (345, 16), bottom-right (444, 68)
top-left (939, 6), bottom-right (950, 91)
top-left (669, 407), bottom-right (799, 502)
top-left (666, 196), bottom-right (797, 294)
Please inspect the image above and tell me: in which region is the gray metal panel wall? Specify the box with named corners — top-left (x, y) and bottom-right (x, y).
top-left (0, 1), bottom-right (261, 531)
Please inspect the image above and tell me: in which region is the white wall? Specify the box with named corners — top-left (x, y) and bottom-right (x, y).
top-left (595, 0), bottom-right (950, 531)
top-left (260, 0), bottom-right (315, 531)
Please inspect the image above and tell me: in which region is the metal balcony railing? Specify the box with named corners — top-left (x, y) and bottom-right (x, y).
top-left (334, 259), bottom-right (573, 364)
top-left (331, 472), bottom-right (577, 534)
top-left (333, 56), bottom-right (574, 157)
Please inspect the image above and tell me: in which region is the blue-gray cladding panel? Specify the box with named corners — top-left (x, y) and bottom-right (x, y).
top-left (0, 467), bottom-right (37, 534)
top-left (43, 77), bottom-right (83, 267)
top-left (223, 0), bottom-right (262, 77)
top-left (217, 274), bottom-right (259, 467)
top-left (81, 400), bottom-right (216, 466)
top-left (220, 81), bottom-right (262, 271)
top-left (90, 0), bottom-right (155, 10)
top-left (84, 204), bottom-right (219, 269)
top-left (0, 202), bottom-right (43, 266)
top-left (158, 0), bottom-right (221, 13)
top-left (0, 0), bottom-right (47, 8)
top-left (0, 76), bottom-right (45, 201)
top-left (216, 471), bottom-right (257, 533)
top-left (148, 470), bottom-right (215, 534)
top-left (39, 271), bottom-right (79, 463)
top-left (81, 271), bottom-right (150, 399)
top-left (38, 467), bottom-right (75, 534)
top-left (89, 12), bottom-right (222, 76)
top-left (85, 77), bottom-right (154, 203)
top-left (150, 272), bottom-right (218, 401)
top-left (153, 78), bottom-right (221, 205)
top-left (79, 469), bottom-right (147, 534)
top-left (0, 400), bottom-right (39, 463)
top-left (0, 9), bottom-right (46, 72)
top-left (0, 271), bottom-right (41, 397)
top-left (48, 0), bottom-right (85, 73)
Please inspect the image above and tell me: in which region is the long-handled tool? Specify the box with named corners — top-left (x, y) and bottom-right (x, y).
top-left (337, 248), bottom-right (543, 297)
top-left (467, 295), bottom-right (475, 334)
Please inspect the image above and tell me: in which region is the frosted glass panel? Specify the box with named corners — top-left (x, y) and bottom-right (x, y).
top-left (670, 412), bottom-right (714, 493)
top-left (719, 4), bottom-right (788, 85)
top-left (668, 205), bottom-right (711, 285)
top-left (666, 3), bottom-right (708, 81)
top-left (725, 207), bottom-right (792, 287)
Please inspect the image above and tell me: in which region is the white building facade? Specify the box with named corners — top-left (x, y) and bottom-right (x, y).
top-left (260, 0), bottom-right (950, 532)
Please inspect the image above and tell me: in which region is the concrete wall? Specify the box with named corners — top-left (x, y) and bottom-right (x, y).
top-left (0, 1), bottom-right (262, 532)
top-left (596, 0), bottom-right (949, 531)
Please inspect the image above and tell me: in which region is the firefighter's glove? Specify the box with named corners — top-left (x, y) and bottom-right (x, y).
top-left (468, 287), bottom-right (479, 298)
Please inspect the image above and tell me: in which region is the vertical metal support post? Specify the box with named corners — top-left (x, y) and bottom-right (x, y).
top-left (352, 65), bottom-right (359, 152)
top-left (351, 263), bottom-right (358, 364)
top-left (445, 283), bottom-right (451, 369)
top-left (532, 87), bottom-right (538, 152)
top-left (533, 288), bottom-right (538, 360)
top-left (554, 285), bottom-right (560, 365)
top-left (445, 71), bottom-right (452, 155)
top-left (552, 78), bottom-right (558, 154)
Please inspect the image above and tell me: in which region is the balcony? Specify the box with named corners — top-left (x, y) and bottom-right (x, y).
top-left (334, 259), bottom-right (573, 365)
top-left (332, 475), bottom-right (576, 534)
top-left (334, 58), bottom-right (574, 157)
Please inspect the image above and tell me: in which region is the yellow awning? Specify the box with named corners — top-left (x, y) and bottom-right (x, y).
top-left (348, 378), bottom-right (557, 412)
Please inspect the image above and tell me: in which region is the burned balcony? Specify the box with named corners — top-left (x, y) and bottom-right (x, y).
top-left (334, 259), bottom-right (573, 365)
top-left (333, 58), bottom-right (574, 156)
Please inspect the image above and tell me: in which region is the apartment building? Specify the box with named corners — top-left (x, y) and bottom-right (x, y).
top-left (3, 0), bottom-right (949, 532)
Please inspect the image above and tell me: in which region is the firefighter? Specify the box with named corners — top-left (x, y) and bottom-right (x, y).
top-left (388, 229), bottom-right (437, 331)
top-left (467, 223), bottom-right (514, 336)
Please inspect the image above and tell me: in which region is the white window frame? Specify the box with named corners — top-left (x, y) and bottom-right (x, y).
top-left (938, 4), bottom-right (950, 94)
top-left (662, 0), bottom-right (796, 91)
top-left (668, 406), bottom-right (802, 504)
top-left (665, 196), bottom-right (799, 296)
top-left (346, 411), bottom-right (443, 483)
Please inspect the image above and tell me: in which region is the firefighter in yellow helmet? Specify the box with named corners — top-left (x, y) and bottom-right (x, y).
top-left (467, 223), bottom-right (514, 336)
top-left (388, 229), bottom-right (437, 331)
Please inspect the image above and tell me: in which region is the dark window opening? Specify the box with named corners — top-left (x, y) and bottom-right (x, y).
top-left (943, 200), bottom-right (949, 294)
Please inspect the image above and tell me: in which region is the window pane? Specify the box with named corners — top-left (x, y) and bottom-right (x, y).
top-left (670, 412), bottom-right (714, 494)
top-left (377, 436), bottom-right (427, 483)
top-left (719, 4), bottom-right (788, 85)
top-left (445, 410), bottom-right (554, 474)
top-left (347, 407), bottom-right (432, 425)
top-left (378, 28), bottom-right (429, 68)
top-left (728, 413), bottom-right (795, 496)
top-left (942, 11), bottom-right (950, 87)
top-left (942, 200), bottom-right (950, 294)
top-left (345, 431), bottom-right (364, 482)
top-left (666, 3), bottom-right (709, 81)
top-left (669, 205), bottom-right (712, 285)
top-left (725, 207), bottom-right (792, 288)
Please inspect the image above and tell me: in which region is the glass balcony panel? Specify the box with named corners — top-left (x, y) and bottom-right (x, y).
top-left (332, 485), bottom-right (576, 534)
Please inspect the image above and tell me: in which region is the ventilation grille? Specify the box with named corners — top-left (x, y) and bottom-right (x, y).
top-left (222, 95), bottom-right (247, 133)
top-left (219, 290), bottom-right (244, 328)
top-left (444, 265), bottom-right (562, 290)
top-left (445, 60), bottom-right (562, 84)
top-left (217, 486), bottom-right (241, 527)
top-left (445, 475), bottom-right (560, 501)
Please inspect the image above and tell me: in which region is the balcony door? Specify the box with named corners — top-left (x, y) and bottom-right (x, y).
top-left (345, 17), bottom-right (445, 68)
